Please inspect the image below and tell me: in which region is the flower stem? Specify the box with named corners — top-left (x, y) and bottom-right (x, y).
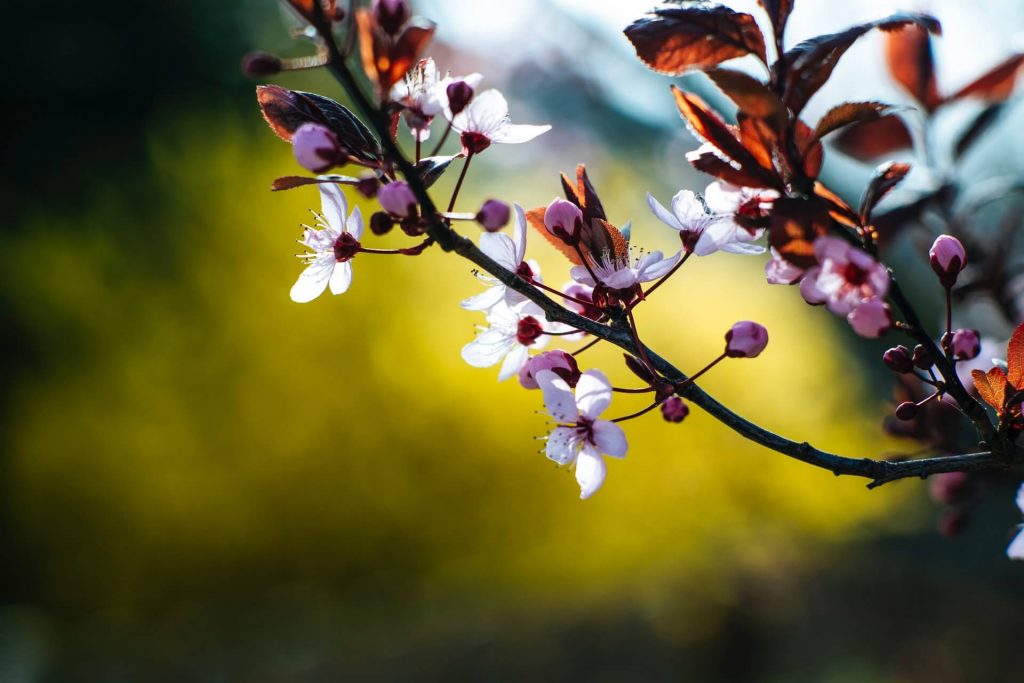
top-left (430, 121), bottom-right (453, 157)
top-left (611, 401), bottom-right (660, 423)
top-left (612, 386), bottom-right (656, 394)
top-left (530, 279), bottom-right (593, 308)
top-left (447, 151), bottom-right (474, 212)
top-left (636, 250), bottom-right (691, 306)
top-left (572, 244), bottom-right (601, 289)
top-left (571, 338), bottom-right (601, 356)
top-left (626, 307), bottom-right (659, 379)
top-left (675, 352), bottom-right (726, 392)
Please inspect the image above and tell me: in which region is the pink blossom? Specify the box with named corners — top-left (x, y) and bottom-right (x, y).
top-left (292, 123), bottom-right (345, 173)
top-left (765, 248), bottom-right (805, 285)
top-left (647, 181), bottom-right (768, 256)
top-left (476, 199), bottom-right (511, 231)
top-left (461, 204), bottom-right (537, 312)
top-left (801, 237), bottom-right (889, 315)
top-left (390, 58), bottom-right (483, 142)
top-left (461, 300), bottom-right (552, 381)
top-left (847, 298), bottom-right (892, 338)
top-left (929, 235), bottom-right (966, 288)
top-left (378, 180), bottom-right (417, 217)
top-left (725, 321), bottom-right (769, 358)
top-left (543, 198), bottom-right (583, 245)
top-left (951, 328), bottom-right (981, 360)
top-left (519, 350), bottom-right (580, 389)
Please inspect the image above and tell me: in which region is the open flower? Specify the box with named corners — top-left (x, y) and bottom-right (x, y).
top-left (447, 89), bottom-right (550, 154)
top-left (461, 204), bottom-right (538, 312)
top-left (570, 248), bottom-right (679, 291)
top-left (535, 368), bottom-right (628, 499)
top-left (290, 184), bottom-right (364, 303)
top-left (1008, 483), bottom-right (1024, 559)
top-left (390, 58), bottom-right (482, 142)
top-left (800, 237), bottom-right (889, 314)
top-left (461, 300), bottom-right (553, 380)
top-left (647, 182), bottom-right (767, 256)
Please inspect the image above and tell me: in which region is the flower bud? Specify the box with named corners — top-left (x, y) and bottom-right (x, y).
top-left (928, 471), bottom-right (970, 505)
top-left (373, 0), bottom-right (409, 35)
top-left (370, 211), bottom-right (394, 236)
top-left (883, 345), bottom-right (914, 373)
top-left (356, 174), bottom-right (380, 198)
top-left (623, 354), bottom-right (655, 383)
top-left (475, 199), bottom-right (510, 232)
top-left (938, 509), bottom-right (968, 538)
top-left (724, 321), bottom-right (769, 358)
top-left (661, 396), bottom-right (689, 423)
top-left (912, 345), bottom-right (932, 370)
top-left (895, 401), bottom-right (919, 421)
top-left (929, 235), bottom-right (966, 288)
top-left (378, 180), bottom-right (417, 217)
top-left (543, 198), bottom-right (584, 246)
top-left (446, 80), bottom-right (475, 115)
top-left (292, 123), bottom-right (346, 173)
top-left (519, 351), bottom-right (580, 389)
top-left (950, 328), bottom-right (981, 360)
top-left (241, 51), bottom-right (282, 77)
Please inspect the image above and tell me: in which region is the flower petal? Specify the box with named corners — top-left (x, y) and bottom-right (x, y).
top-left (479, 232), bottom-right (518, 270)
top-left (460, 285), bottom-right (506, 312)
top-left (497, 344), bottom-right (529, 382)
top-left (546, 426), bottom-right (578, 465)
top-left (492, 123), bottom-right (551, 144)
top-left (328, 259), bottom-right (353, 295)
top-left (536, 369), bottom-right (578, 423)
top-left (461, 329), bottom-right (515, 368)
top-left (512, 203), bottom-right (528, 264)
top-left (575, 448), bottom-right (607, 500)
top-left (346, 205), bottom-right (364, 240)
top-left (592, 419), bottom-right (628, 458)
top-left (289, 257), bottom-right (334, 303)
top-left (575, 369), bottom-right (612, 420)
top-left (670, 190), bottom-right (710, 227)
top-left (646, 192), bottom-right (683, 231)
top-left (319, 183), bottom-right (348, 231)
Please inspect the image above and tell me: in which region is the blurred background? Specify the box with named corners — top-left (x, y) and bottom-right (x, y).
top-left (4, 0), bottom-right (1024, 680)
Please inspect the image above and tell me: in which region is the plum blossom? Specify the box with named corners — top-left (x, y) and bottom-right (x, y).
top-left (800, 237), bottom-right (890, 314)
top-left (725, 321), bottom-right (769, 358)
top-left (447, 89), bottom-right (550, 154)
top-left (535, 369), bottom-right (628, 499)
top-left (1008, 483), bottom-right (1024, 559)
top-left (461, 204), bottom-right (538, 311)
top-left (519, 350), bottom-right (580, 389)
top-left (847, 298), bottom-right (892, 338)
top-left (647, 181), bottom-right (768, 256)
top-left (390, 58), bottom-right (483, 141)
top-left (461, 300), bottom-right (553, 381)
top-left (290, 184), bottom-right (364, 303)
top-left (570, 248), bottom-right (679, 291)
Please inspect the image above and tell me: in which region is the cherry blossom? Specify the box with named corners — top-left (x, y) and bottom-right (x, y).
top-left (570, 248), bottom-right (679, 291)
top-left (519, 350), bottom-right (580, 390)
top-left (290, 184), bottom-right (364, 303)
top-left (390, 58), bottom-right (483, 141)
top-left (461, 204), bottom-right (537, 312)
top-left (800, 237), bottom-right (890, 315)
top-left (647, 182), bottom-right (766, 256)
top-left (535, 368), bottom-right (628, 499)
top-left (461, 300), bottom-right (552, 381)
top-left (764, 247), bottom-right (805, 285)
top-left (447, 89), bottom-right (550, 154)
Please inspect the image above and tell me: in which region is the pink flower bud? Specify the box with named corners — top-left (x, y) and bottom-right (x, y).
top-left (241, 51), bottom-right (282, 77)
top-left (928, 471), bottom-right (970, 505)
top-left (847, 299), bottom-right (892, 338)
top-left (543, 198), bottom-right (583, 246)
top-left (883, 345), bottom-right (914, 373)
top-left (725, 321), bottom-right (769, 358)
top-left (476, 199), bottom-right (510, 232)
top-left (895, 401), bottom-right (919, 421)
top-left (950, 328), bottom-right (981, 360)
top-left (929, 235), bottom-right (966, 288)
top-left (446, 80), bottom-right (475, 115)
top-left (373, 0), bottom-right (408, 35)
top-left (912, 344), bottom-right (932, 370)
top-left (378, 180), bottom-right (418, 217)
top-left (661, 396), bottom-right (689, 423)
top-left (519, 351), bottom-right (580, 389)
top-left (356, 174), bottom-right (380, 198)
top-left (292, 123), bottom-right (346, 173)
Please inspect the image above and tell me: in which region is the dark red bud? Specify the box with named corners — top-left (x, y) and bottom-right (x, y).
top-left (623, 354), bottom-right (655, 383)
top-left (912, 345), bottom-right (932, 370)
top-left (356, 174), bottom-right (381, 198)
top-left (370, 211), bottom-right (394, 236)
top-left (882, 345), bottom-right (914, 373)
top-left (895, 401), bottom-right (919, 421)
top-left (661, 396), bottom-right (689, 423)
top-left (446, 80), bottom-right (475, 115)
top-left (937, 509), bottom-right (968, 538)
top-left (242, 52), bottom-right (282, 77)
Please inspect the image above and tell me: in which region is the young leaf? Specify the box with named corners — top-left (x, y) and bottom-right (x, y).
top-left (832, 115), bottom-right (913, 161)
top-left (814, 182), bottom-right (860, 228)
top-left (705, 68), bottom-right (787, 125)
top-left (793, 119), bottom-right (823, 179)
top-left (756, 0), bottom-right (795, 47)
top-left (813, 102), bottom-right (900, 141)
top-left (972, 367), bottom-right (1008, 413)
top-left (885, 25), bottom-right (942, 111)
top-left (560, 165), bottom-right (608, 224)
top-left (1006, 322), bottom-right (1024, 389)
top-left (953, 103), bottom-right (1005, 159)
top-left (271, 174), bottom-right (359, 191)
top-left (687, 146), bottom-right (778, 188)
top-left (768, 195), bottom-right (830, 267)
top-left (625, 5), bottom-right (767, 75)
top-left (859, 161), bottom-right (912, 222)
top-left (780, 12), bottom-right (940, 115)
top-left (415, 155), bottom-right (459, 188)
top-left (299, 92), bottom-right (382, 163)
top-left (948, 53), bottom-right (1024, 102)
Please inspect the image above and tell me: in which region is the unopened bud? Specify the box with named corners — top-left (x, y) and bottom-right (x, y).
top-left (292, 123), bottom-right (346, 173)
top-left (356, 174), bottom-right (380, 198)
top-left (378, 180), bottom-right (418, 217)
top-left (446, 80), bottom-right (475, 115)
top-left (895, 401), bottom-right (919, 421)
top-left (938, 509), bottom-right (968, 538)
top-left (912, 345), bottom-right (932, 370)
top-left (242, 51), bottom-right (282, 77)
top-left (929, 235), bottom-right (966, 288)
top-left (623, 354), bottom-right (654, 383)
top-left (883, 345), bottom-right (914, 373)
top-left (725, 321), bottom-right (769, 358)
top-left (373, 0), bottom-right (409, 35)
top-left (950, 328), bottom-right (981, 360)
top-left (543, 198), bottom-right (584, 246)
top-left (661, 396), bottom-right (689, 423)
top-left (476, 199), bottom-right (510, 232)
top-left (519, 350), bottom-right (580, 389)
top-left (369, 211), bottom-right (394, 236)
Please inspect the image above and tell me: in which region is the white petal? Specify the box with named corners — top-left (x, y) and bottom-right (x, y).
top-left (575, 369), bottom-right (612, 420)
top-left (289, 257), bottom-right (334, 303)
top-left (512, 203), bottom-right (528, 264)
top-left (346, 205), bottom-right (364, 240)
top-left (638, 250), bottom-right (680, 281)
top-left (461, 329), bottom-right (515, 368)
top-left (328, 259), bottom-right (353, 295)
top-left (570, 265), bottom-right (596, 287)
top-left (546, 426), bottom-right (578, 465)
top-left (498, 344), bottom-right (529, 382)
top-left (460, 285), bottom-right (506, 311)
top-left (1009, 528), bottom-right (1024, 559)
top-left (535, 369), bottom-right (578, 423)
top-left (603, 267), bottom-right (639, 290)
top-left (720, 240), bottom-right (766, 255)
top-left (592, 419), bottom-right (628, 458)
top-left (693, 218), bottom-right (738, 256)
top-left (575, 449), bottom-right (607, 500)
top-left (670, 190), bottom-right (710, 227)
top-left (703, 181), bottom-right (741, 214)
top-left (492, 123), bottom-right (551, 144)
top-left (646, 192), bottom-right (683, 231)
top-left (319, 183), bottom-right (348, 231)
top-left (479, 232), bottom-right (518, 270)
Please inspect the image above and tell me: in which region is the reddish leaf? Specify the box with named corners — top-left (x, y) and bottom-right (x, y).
top-left (794, 119), bottom-right (823, 179)
top-left (885, 25), bottom-right (942, 111)
top-left (737, 115), bottom-right (777, 174)
top-left (625, 5), bottom-right (767, 75)
top-left (284, 0), bottom-right (336, 29)
top-left (1007, 322), bottom-right (1024, 389)
top-left (813, 102), bottom-right (900, 141)
top-left (814, 181), bottom-right (859, 228)
top-left (672, 86), bottom-right (781, 189)
top-left (526, 207), bottom-right (581, 265)
top-left (954, 102), bottom-right (1005, 159)
top-left (780, 13), bottom-right (940, 115)
top-left (560, 165), bottom-right (608, 224)
top-left (257, 85), bottom-right (322, 142)
top-left (768, 195), bottom-right (830, 267)
top-left (859, 161), bottom-right (912, 222)
top-left (972, 367), bottom-right (1008, 413)
top-left (832, 115), bottom-right (913, 161)
top-left (949, 53), bottom-right (1024, 102)
top-left (687, 147), bottom-right (778, 188)
top-left (386, 23), bottom-right (436, 93)
top-left (757, 0), bottom-right (795, 46)
top-left (271, 174), bottom-right (359, 191)
top-left (705, 68), bottom-right (787, 124)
